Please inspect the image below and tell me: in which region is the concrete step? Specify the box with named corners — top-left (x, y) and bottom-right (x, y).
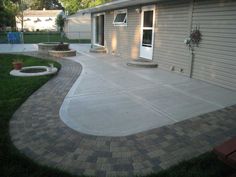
top-left (90, 46), bottom-right (107, 53)
top-left (127, 59), bottom-right (158, 68)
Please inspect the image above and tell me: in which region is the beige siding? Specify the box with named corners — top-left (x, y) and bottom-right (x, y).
top-left (153, 1), bottom-right (191, 76)
top-left (65, 14), bottom-right (91, 40)
top-left (91, 0), bottom-right (236, 90)
top-left (104, 8), bottom-right (141, 59)
top-left (192, 0), bottom-right (236, 90)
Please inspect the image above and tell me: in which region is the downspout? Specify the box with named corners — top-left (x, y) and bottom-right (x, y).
top-left (91, 13), bottom-right (94, 49)
top-left (188, 0), bottom-right (194, 78)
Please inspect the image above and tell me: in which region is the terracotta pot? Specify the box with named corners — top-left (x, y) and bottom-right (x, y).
top-left (12, 62), bottom-right (23, 70)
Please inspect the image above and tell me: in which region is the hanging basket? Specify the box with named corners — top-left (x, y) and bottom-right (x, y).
top-left (190, 28), bottom-right (202, 46)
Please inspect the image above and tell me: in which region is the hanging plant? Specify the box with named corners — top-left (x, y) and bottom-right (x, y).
top-left (190, 26), bottom-right (202, 46)
top-left (185, 26), bottom-right (202, 51)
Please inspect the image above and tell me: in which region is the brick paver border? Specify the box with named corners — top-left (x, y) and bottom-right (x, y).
top-left (10, 53), bottom-right (236, 177)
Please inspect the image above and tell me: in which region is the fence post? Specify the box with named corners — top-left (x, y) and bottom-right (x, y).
top-left (21, 32), bottom-right (24, 44)
top-left (47, 30), bottom-right (49, 42)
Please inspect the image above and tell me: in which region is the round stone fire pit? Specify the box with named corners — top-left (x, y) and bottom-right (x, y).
top-left (10, 66), bottom-right (58, 77)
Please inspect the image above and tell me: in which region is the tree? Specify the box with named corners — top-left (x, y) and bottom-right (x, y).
top-left (59, 0), bottom-right (80, 15)
top-left (60, 0), bottom-right (112, 15)
top-left (28, 0), bottom-right (64, 10)
top-left (0, 0), bottom-right (28, 30)
top-left (55, 14), bottom-right (65, 43)
top-left (86, 0), bottom-right (111, 8)
top-left (0, 0), bottom-right (18, 29)
top-left (17, 0), bottom-right (28, 32)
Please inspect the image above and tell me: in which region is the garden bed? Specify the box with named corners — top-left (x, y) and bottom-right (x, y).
top-left (38, 42), bottom-right (76, 57)
top-left (38, 42), bottom-right (61, 54)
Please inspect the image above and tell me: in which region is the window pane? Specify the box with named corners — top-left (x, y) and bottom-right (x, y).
top-left (114, 13), bottom-right (126, 23)
top-left (143, 11), bottom-right (153, 27)
top-left (142, 29), bottom-right (152, 47)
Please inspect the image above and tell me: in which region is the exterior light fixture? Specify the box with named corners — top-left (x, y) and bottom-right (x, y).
top-left (135, 8), bottom-right (141, 13)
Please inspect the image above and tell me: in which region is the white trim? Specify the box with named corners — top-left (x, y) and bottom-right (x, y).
top-left (113, 9), bottom-right (127, 26)
top-left (92, 16), bottom-right (96, 45)
top-left (139, 5), bottom-right (155, 60)
top-left (93, 12), bottom-right (105, 17)
top-left (142, 5), bottom-right (155, 11)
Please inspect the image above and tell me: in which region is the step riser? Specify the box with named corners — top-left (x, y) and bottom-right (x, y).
top-left (127, 63), bottom-right (158, 68)
top-left (90, 50), bottom-right (107, 53)
top-left (90, 47), bottom-right (107, 53)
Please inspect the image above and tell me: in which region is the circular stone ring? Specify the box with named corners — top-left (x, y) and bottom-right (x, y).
top-left (10, 66), bottom-right (58, 77)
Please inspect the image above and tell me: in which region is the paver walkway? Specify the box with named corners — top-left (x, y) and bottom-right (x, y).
top-left (10, 52), bottom-right (236, 177)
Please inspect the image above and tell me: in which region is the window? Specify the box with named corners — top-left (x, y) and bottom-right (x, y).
top-left (113, 9), bottom-right (127, 26)
top-left (143, 11), bottom-right (153, 27)
top-left (45, 17), bottom-right (52, 21)
top-left (34, 18), bottom-right (41, 23)
top-left (142, 30), bottom-right (152, 47)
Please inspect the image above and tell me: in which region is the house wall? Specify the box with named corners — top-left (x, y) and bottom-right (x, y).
top-left (64, 14), bottom-right (91, 40)
top-left (91, 0), bottom-right (236, 90)
top-left (191, 0), bottom-right (236, 90)
top-left (154, 0), bottom-right (236, 89)
top-left (153, 1), bottom-right (191, 76)
top-left (104, 7), bottom-right (141, 59)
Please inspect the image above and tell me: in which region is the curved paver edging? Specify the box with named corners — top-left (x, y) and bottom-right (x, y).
top-left (10, 53), bottom-right (236, 177)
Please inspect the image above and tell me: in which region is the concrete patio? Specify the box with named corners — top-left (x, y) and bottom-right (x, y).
top-left (60, 45), bottom-right (236, 136)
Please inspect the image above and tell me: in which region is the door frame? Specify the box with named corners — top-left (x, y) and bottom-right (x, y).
top-left (139, 5), bottom-right (156, 60)
top-left (93, 13), bottom-right (105, 47)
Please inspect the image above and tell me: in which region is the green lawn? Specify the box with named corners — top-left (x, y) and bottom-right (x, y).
top-left (0, 54), bottom-right (234, 177)
top-left (0, 32), bottom-right (90, 44)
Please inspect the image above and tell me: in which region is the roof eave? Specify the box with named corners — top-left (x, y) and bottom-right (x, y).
top-left (79, 0), bottom-right (171, 14)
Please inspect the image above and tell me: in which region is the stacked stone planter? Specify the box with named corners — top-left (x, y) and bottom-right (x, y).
top-left (38, 42), bottom-right (60, 54)
top-left (38, 42), bottom-right (76, 57)
top-left (48, 50), bottom-right (76, 57)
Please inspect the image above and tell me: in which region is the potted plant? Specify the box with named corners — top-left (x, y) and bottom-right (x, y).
top-left (12, 59), bottom-right (23, 70)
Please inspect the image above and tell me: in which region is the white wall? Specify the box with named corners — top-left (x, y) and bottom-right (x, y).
top-left (16, 16), bottom-right (58, 31)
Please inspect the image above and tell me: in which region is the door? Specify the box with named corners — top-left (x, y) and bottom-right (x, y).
top-left (140, 6), bottom-right (155, 60)
top-left (94, 14), bottom-right (104, 46)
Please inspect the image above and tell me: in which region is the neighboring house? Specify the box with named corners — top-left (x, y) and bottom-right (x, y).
top-left (64, 12), bottom-right (91, 40)
top-left (16, 9), bottom-right (63, 31)
top-left (82, 0), bottom-right (236, 91)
